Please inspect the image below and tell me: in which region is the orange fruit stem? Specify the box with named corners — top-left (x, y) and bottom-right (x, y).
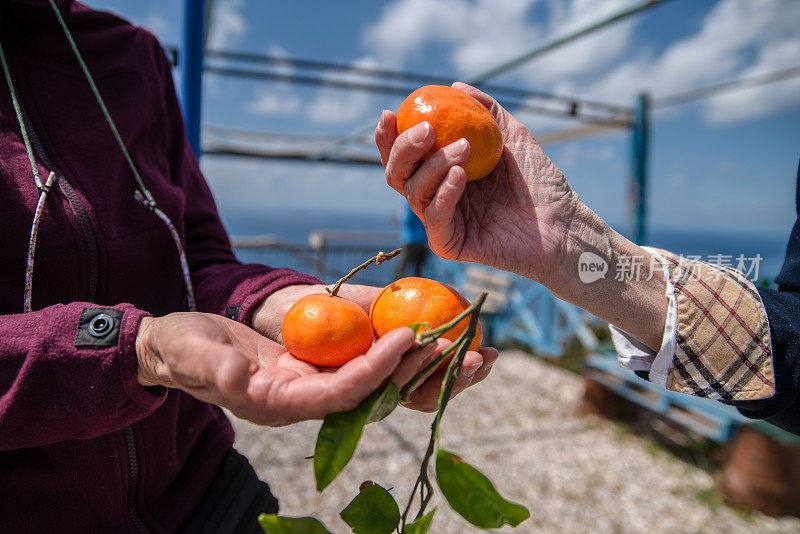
top-left (328, 248), bottom-right (402, 297)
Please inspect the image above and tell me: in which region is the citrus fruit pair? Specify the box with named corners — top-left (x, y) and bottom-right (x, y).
top-left (396, 85), bottom-right (502, 182)
top-left (281, 277), bottom-right (482, 367)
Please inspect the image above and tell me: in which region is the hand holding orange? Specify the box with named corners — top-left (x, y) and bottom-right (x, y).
top-left (396, 85), bottom-right (503, 182)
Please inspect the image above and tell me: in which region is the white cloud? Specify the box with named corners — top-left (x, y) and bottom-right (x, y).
top-left (263, 45), bottom-right (294, 76)
top-left (363, 0), bottom-right (800, 125)
top-left (208, 0), bottom-right (247, 50)
top-left (520, 20), bottom-right (635, 85)
top-left (247, 88), bottom-right (303, 116)
top-left (304, 56), bottom-right (383, 125)
top-left (242, 48), bottom-right (383, 126)
top-left (363, 0), bottom-right (635, 79)
top-left (511, 0), bottom-right (637, 84)
top-left (305, 91), bottom-right (375, 125)
top-left (242, 53), bottom-right (382, 126)
top-left (363, 0), bottom-right (481, 69)
top-left (703, 39), bottom-right (800, 124)
top-left (569, 0), bottom-right (800, 121)
top-left (244, 46), bottom-right (303, 116)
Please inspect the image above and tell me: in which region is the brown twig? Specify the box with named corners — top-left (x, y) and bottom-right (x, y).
top-left (328, 248), bottom-right (402, 297)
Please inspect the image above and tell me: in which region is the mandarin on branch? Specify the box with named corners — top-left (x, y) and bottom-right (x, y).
top-left (282, 293), bottom-right (374, 367)
top-left (370, 277), bottom-right (482, 354)
top-left (396, 85), bottom-right (503, 182)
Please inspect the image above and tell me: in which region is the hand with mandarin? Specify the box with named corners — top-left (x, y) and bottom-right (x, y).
top-left (376, 83), bottom-right (670, 352)
top-left (250, 282), bottom-right (497, 413)
top-left (135, 311), bottom-right (461, 426)
top-left (374, 82), bottom-right (581, 289)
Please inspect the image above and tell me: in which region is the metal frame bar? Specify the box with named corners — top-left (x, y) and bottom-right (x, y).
top-left (181, 0), bottom-right (206, 156)
top-left (630, 93), bottom-right (650, 244)
top-left (467, 0), bottom-right (677, 85)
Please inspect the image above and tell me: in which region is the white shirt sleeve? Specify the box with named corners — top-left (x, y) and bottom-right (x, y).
top-left (608, 247), bottom-right (677, 388)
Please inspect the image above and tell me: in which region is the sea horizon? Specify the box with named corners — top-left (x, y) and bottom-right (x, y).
top-left (221, 208), bottom-right (790, 282)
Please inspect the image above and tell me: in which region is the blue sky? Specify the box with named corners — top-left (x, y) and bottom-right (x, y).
top-left (88, 0), bottom-right (800, 239)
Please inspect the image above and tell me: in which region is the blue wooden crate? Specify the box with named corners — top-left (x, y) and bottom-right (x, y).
top-left (584, 352), bottom-right (750, 443)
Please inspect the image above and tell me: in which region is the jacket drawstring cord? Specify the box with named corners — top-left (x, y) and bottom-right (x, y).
top-left (0, 2), bottom-right (198, 312)
top-left (46, 0), bottom-right (196, 311)
top-left (0, 40), bottom-right (60, 313)
top-left (23, 172), bottom-right (58, 313)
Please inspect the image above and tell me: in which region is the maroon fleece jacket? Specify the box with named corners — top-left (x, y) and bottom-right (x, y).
top-left (0, 1), bottom-right (320, 532)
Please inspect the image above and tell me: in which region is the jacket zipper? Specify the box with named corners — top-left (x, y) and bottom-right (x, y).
top-left (18, 104), bottom-right (100, 303)
top-left (123, 425), bottom-right (150, 534)
top-left (12, 77), bottom-right (150, 533)
top-left (23, 115), bottom-right (151, 534)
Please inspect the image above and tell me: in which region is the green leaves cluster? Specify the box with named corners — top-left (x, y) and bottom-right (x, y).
top-left (259, 484), bottom-right (434, 534)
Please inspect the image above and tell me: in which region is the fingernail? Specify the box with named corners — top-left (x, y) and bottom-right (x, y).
top-left (377, 110), bottom-right (388, 130)
top-left (444, 138), bottom-right (468, 158)
top-left (464, 362), bottom-right (480, 378)
top-left (408, 122), bottom-right (430, 144)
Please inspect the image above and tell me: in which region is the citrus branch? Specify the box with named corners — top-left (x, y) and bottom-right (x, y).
top-left (400, 292), bottom-right (485, 530)
top-left (400, 292), bottom-right (487, 401)
top-left (328, 248), bottom-right (402, 297)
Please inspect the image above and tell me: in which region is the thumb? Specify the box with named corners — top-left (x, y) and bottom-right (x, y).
top-left (318, 327), bottom-right (417, 412)
top-left (171, 334), bottom-right (252, 406)
top-left (425, 166), bottom-right (467, 261)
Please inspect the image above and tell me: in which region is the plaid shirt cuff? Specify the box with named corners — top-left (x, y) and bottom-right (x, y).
top-left (654, 249), bottom-right (776, 402)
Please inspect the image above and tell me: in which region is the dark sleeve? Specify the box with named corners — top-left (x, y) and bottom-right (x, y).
top-left (0, 303), bottom-right (165, 451)
top-left (733, 288), bottom-right (800, 435)
top-left (735, 158), bottom-right (800, 432)
top-left (151, 41), bottom-right (322, 323)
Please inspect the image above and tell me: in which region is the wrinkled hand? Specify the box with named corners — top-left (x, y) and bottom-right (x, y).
top-left (402, 341), bottom-right (498, 413)
top-left (375, 82), bottom-right (581, 287)
top-left (251, 283), bottom-right (497, 412)
top-left (135, 312), bottom-right (422, 425)
top-left (135, 311), bottom-right (496, 424)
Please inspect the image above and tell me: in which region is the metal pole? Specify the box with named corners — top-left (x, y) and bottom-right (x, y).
top-left (467, 0), bottom-right (676, 85)
top-left (630, 92), bottom-right (649, 244)
top-left (181, 0), bottom-right (205, 157)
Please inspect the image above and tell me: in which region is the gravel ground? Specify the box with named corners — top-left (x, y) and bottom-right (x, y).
top-left (231, 350), bottom-right (800, 534)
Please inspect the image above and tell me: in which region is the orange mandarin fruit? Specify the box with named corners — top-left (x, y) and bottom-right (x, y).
top-left (396, 85), bottom-right (502, 182)
top-left (282, 293), bottom-right (374, 367)
top-left (369, 277), bottom-right (482, 355)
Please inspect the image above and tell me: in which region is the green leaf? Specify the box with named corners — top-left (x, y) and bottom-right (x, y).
top-left (340, 483), bottom-right (400, 534)
top-left (435, 449), bottom-right (530, 529)
top-left (257, 514), bottom-right (332, 534)
top-left (314, 382), bottom-right (398, 491)
top-left (366, 382), bottom-right (399, 424)
top-left (404, 508), bottom-right (436, 534)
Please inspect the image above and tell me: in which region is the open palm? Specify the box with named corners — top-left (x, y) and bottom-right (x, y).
top-left (137, 312), bottom-right (425, 426)
top-left (376, 82), bottom-right (579, 284)
top-left (137, 311), bottom-right (496, 425)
